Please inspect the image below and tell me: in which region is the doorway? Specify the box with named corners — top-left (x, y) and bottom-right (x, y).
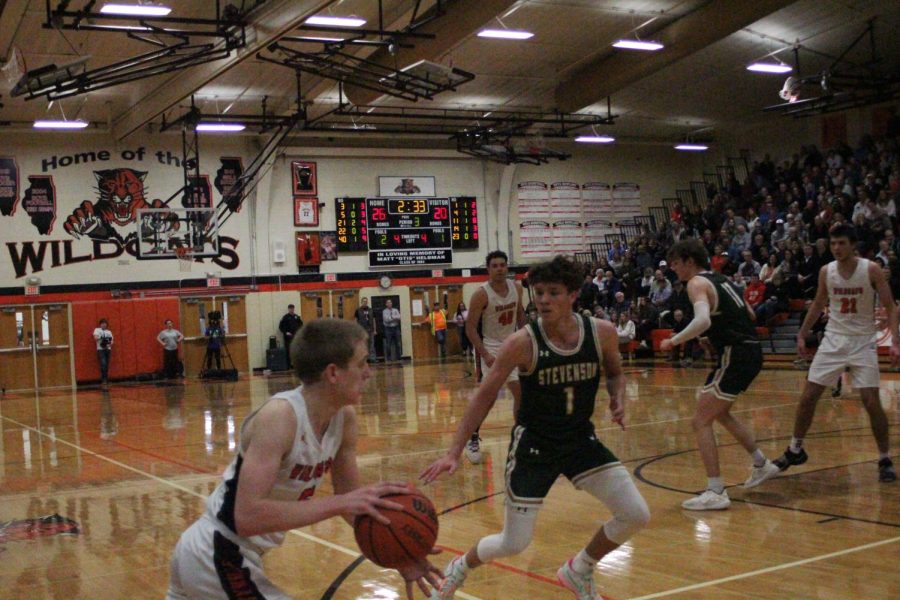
top-left (0, 304), bottom-right (72, 392)
top-left (371, 295), bottom-right (400, 361)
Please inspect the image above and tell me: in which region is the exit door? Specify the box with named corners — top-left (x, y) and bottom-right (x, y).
top-left (0, 304), bottom-right (73, 391)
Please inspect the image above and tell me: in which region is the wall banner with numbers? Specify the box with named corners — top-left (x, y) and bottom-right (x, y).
top-left (519, 220), bottom-right (552, 259)
top-left (611, 182), bottom-right (641, 221)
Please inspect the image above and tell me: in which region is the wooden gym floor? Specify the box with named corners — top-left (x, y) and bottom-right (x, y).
top-left (0, 358), bottom-right (897, 599)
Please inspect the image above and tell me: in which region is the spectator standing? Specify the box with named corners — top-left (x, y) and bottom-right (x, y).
top-left (382, 299), bottom-right (402, 362)
top-left (93, 319), bottom-right (114, 386)
top-left (427, 302), bottom-right (448, 358)
top-left (279, 304), bottom-right (303, 367)
top-left (354, 297), bottom-right (377, 362)
top-left (157, 319), bottom-right (184, 379)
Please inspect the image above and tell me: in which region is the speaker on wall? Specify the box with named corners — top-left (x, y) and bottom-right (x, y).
top-left (272, 240), bottom-right (286, 264)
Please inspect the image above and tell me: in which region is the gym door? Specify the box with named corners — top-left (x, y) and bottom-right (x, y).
top-left (300, 292), bottom-right (329, 322)
top-left (0, 304), bottom-right (72, 391)
top-left (437, 286), bottom-right (463, 356)
top-left (331, 291), bottom-right (359, 321)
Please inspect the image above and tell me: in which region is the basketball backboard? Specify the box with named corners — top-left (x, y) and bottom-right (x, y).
top-left (135, 206), bottom-right (220, 260)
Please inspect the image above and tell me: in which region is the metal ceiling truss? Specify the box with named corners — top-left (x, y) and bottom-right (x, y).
top-left (259, 41), bottom-right (473, 102)
top-left (12, 1), bottom-right (253, 100)
top-left (292, 0), bottom-right (443, 48)
top-left (763, 19), bottom-right (899, 117)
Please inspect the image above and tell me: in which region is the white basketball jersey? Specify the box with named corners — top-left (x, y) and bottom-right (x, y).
top-left (825, 258), bottom-right (876, 337)
top-left (204, 387), bottom-right (344, 552)
top-left (481, 279), bottom-right (519, 344)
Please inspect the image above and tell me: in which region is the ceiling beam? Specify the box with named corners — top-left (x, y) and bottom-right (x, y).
top-left (342, 0), bottom-right (518, 106)
top-left (112, 0), bottom-right (335, 141)
top-left (555, 0), bottom-right (798, 113)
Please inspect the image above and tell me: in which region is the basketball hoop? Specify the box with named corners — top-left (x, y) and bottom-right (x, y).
top-left (175, 247), bottom-right (192, 272)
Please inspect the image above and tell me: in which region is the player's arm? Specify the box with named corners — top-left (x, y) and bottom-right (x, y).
top-left (869, 261), bottom-right (900, 364)
top-left (515, 282), bottom-right (527, 328)
top-left (797, 266), bottom-right (829, 354)
top-left (597, 319), bottom-right (626, 429)
top-left (157, 332), bottom-right (166, 347)
top-left (420, 330), bottom-right (531, 483)
top-left (233, 401), bottom-right (407, 537)
top-left (660, 278), bottom-right (712, 350)
top-left (465, 288), bottom-right (488, 357)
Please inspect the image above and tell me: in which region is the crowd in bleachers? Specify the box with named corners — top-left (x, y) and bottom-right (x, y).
top-left (570, 127), bottom-right (900, 363)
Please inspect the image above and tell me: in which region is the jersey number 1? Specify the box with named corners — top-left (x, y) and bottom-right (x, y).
top-left (564, 386), bottom-right (574, 415)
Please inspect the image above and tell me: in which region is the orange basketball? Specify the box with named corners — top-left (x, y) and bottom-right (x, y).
top-left (354, 490), bottom-right (439, 568)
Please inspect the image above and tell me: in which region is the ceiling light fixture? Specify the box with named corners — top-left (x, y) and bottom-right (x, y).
top-left (477, 29), bottom-right (534, 40)
top-left (100, 3), bottom-right (172, 17)
top-left (34, 120), bottom-right (89, 129)
top-left (305, 15), bottom-right (366, 27)
top-left (196, 123), bottom-right (246, 132)
top-left (575, 135), bottom-right (615, 143)
top-left (674, 143), bottom-right (708, 151)
top-left (612, 40), bottom-right (664, 51)
top-left (746, 61), bottom-right (792, 74)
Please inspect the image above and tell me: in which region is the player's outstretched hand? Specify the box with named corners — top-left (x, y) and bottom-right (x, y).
top-left (659, 338), bottom-right (673, 352)
top-left (419, 454), bottom-right (459, 484)
top-left (340, 482), bottom-right (409, 525)
top-left (397, 550), bottom-right (443, 598)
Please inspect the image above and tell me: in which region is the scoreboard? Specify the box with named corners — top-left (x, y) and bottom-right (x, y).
top-left (368, 198), bottom-right (451, 266)
top-left (335, 196), bottom-right (479, 265)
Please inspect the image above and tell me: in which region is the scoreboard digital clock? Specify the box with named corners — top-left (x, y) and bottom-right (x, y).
top-left (334, 196), bottom-right (479, 264)
top-left (368, 197), bottom-right (451, 266)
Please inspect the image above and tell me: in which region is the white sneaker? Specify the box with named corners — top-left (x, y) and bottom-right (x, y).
top-left (556, 558), bottom-right (600, 600)
top-left (430, 556), bottom-right (468, 600)
top-left (743, 460), bottom-right (780, 489)
top-left (464, 437), bottom-right (482, 464)
top-left (681, 489), bottom-right (730, 510)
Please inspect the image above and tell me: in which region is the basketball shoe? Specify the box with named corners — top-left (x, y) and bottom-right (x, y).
top-left (681, 489), bottom-right (730, 510)
top-left (773, 447), bottom-right (808, 471)
top-left (743, 459), bottom-right (781, 488)
top-left (431, 555), bottom-right (468, 600)
top-left (878, 458), bottom-right (896, 483)
top-left (464, 435), bottom-right (482, 464)
top-left (556, 558), bottom-right (600, 600)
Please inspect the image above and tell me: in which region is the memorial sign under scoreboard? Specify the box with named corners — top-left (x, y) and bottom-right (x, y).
top-left (335, 196), bottom-right (478, 266)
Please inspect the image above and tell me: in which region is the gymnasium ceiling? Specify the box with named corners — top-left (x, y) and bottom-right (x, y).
top-left (0, 0), bottom-right (898, 148)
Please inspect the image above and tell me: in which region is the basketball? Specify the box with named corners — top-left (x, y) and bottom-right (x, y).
top-left (354, 490), bottom-right (439, 568)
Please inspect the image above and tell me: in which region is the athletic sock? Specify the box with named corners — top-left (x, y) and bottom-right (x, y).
top-left (879, 452), bottom-right (891, 461)
top-left (789, 437), bottom-right (804, 453)
top-left (458, 555), bottom-right (472, 571)
top-left (570, 548), bottom-right (599, 576)
top-left (707, 477), bottom-right (725, 494)
top-left (751, 449), bottom-right (766, 468)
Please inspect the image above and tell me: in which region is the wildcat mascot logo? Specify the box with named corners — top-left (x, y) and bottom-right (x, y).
top-left (64, 168), bottom-right (165, 242)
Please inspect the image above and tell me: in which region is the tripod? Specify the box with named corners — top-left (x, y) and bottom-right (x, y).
top-left (200, 322), bottom-right (237, 380)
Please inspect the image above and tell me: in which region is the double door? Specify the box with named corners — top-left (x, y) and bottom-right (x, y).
top-left (179, 296), bottom-right (248, 376)
top-left (299, 291), bottom-right (360, 322)
top-left (0, 304), bottom-right (72, 391)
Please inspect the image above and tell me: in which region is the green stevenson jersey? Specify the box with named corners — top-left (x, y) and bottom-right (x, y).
top-left (518, 314), bottom-right (603, 438)
top-left (697, 271), bottom-right (758, 350)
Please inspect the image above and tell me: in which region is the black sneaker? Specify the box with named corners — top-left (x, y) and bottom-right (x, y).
top-left (878, 458), bottom-right (897, 482)
top-left (773, 447), bottom-right (808, 472)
